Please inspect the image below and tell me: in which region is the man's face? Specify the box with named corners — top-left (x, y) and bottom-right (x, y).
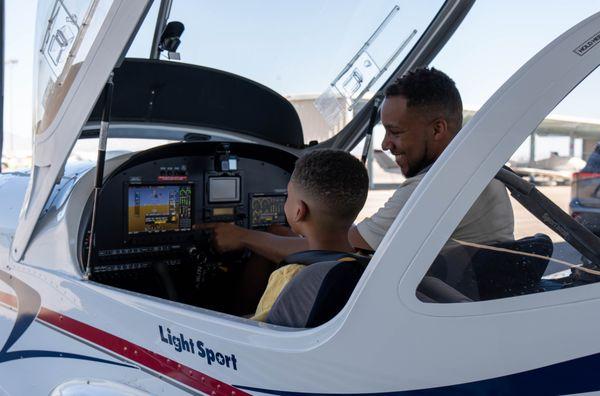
top-left (380, 95), bottom-right (434, 178)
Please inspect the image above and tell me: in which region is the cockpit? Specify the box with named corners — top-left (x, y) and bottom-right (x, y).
top-left (80, 140), bottom-right (296, 314)
top-left (24, 0), bottom-right (458, 325)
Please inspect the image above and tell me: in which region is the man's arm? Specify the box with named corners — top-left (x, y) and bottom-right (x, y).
top-left (198, 223), bottom-right (308, 263)
top-left (348, 225), bottom-right (372, 251)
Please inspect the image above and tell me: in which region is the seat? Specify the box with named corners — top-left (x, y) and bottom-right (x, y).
top-left (416, 276), bottom-right (472, 303)
top-left (472, 233), bottom-right (553, 300)
top-left (426, 233), bottom-right (553, 301)
top-left (266, 255), bottom-right (369, 328)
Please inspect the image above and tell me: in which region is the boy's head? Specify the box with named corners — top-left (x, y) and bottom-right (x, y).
top-left (285, 149), bottom-right (369, 235)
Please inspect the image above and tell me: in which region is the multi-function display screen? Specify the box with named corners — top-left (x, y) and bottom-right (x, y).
top-left (127, 184), bottom-right (193, 235)
top-left (250, 195), bottom-right (287, 228)
top-left (209, 177), bottom-right (240, 202)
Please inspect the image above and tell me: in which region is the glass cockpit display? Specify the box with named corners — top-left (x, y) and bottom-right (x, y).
top-left (209, 177), bottom-right (240, 202)
top-left (128, 184), bottom-right (193, 235)
top-left (250, 194), bottom-right (287, 228)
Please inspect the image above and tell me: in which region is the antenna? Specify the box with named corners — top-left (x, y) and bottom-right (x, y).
top-left (84, 72), bottom-right (115, 279)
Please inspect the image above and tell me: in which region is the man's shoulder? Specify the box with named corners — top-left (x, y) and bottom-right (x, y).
top-left (391, 172), bottom-right (425, 197)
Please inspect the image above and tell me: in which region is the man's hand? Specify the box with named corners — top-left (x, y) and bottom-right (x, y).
top-left (196, 222), bottom-right (248, 253)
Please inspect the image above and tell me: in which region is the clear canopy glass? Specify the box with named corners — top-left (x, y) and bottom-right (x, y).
top-left (126, 0), bottom-right (447, 144)
top-left (34, 0), bottom-right (114, 136)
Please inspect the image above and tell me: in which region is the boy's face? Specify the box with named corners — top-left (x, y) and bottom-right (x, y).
top-left (284, 180), bottom-right (305, 235)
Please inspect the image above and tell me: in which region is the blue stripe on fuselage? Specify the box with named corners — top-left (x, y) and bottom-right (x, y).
top-left (237, 350), bottom-right (600, 395)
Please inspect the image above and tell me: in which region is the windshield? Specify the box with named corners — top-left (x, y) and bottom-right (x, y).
top-left (127, 1), bottom-right (446, 144)
top-left (34, 0), bottom-right (114, 136)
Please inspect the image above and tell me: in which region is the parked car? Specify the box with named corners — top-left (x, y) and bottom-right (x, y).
top-left (570, 142), bottom-right (600, 235)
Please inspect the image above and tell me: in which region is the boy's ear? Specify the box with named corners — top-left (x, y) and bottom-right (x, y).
top-left (295, 200), bottom-right (309, 222)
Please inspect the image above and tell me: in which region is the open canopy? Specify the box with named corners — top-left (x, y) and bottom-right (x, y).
top-left (11, 0), bottom-right (474, 261)
top-left (87, 59), bottom-right (305, 147)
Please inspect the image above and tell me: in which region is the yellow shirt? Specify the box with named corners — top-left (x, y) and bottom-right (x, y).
top-left (251, 264), bottom-right (305, 321)
top-left (251, 256), bottom-right (358, 322)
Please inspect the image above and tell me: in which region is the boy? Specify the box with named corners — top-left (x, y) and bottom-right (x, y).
top-left (252, 149), bottom-right (369, 321)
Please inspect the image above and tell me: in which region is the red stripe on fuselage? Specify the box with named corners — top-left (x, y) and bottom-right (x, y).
top-left (0, 290), bottom-right (249, 395)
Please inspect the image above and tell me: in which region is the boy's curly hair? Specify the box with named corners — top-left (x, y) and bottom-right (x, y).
top-left (291, 149), bottom-right (368, 223)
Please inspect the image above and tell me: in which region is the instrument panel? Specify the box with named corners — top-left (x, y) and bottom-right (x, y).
top-left (84, 142), bottom-right (297, 297)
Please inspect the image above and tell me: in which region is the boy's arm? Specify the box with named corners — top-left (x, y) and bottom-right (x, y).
top-left (198, 223), bottom-right (309, 263)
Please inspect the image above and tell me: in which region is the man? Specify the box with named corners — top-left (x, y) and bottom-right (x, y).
top-left (349, 67), bottom-right (514, 250)
top-left (205, 67), bottom-right (513, 261)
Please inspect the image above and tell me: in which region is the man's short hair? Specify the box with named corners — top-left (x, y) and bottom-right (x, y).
top-left (291, 149), bottom-right (368, 224)
top-left (385, 67), bottom-right (463, 133)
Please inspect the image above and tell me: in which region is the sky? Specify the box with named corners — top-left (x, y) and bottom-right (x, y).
top-left (4, 0), bottom-right (600, 160)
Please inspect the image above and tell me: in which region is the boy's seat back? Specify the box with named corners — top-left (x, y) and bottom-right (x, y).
top-left (266, 251), bottom-right (369, 328)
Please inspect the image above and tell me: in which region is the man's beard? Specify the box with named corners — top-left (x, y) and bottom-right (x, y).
top-left (402, 156), bottom-right (434, 177)
top-left (401, 144), bottom-right (435, 178)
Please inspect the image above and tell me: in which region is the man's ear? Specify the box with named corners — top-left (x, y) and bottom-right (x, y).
top-left (431, 117), bottom-right (448, 140)
top-left (295, 200), bottom-right (309, 222)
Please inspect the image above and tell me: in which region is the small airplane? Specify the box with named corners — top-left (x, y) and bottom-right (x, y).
top-left (510, 152), bottom-right (586, 185)
top-left (1, 1), bottom-right (600, 395)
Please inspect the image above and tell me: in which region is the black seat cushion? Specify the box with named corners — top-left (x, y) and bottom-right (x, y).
top-left (426, 234), bottom-right (553, 301)
top-left (471, 233), bottom-right (553, 300)
top-left (417, 276), bottom-right (472, 303)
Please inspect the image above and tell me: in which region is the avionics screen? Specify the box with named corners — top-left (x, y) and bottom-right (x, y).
top-left (250, 195), bottom-right (287, 227)
top-left (209, 177), bottom-right (240, 202)
top-left (127, 184), bottom-right (193, 235)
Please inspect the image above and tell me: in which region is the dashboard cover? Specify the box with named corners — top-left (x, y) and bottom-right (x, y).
top-left (87, 59), bottom-right (305, 148)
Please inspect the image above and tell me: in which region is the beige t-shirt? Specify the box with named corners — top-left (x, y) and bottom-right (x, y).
top-left (357, 173), bottom-right (514, 249)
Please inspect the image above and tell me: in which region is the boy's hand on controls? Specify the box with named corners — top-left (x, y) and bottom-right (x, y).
top-left (195, 222), bottom-right (247, 253)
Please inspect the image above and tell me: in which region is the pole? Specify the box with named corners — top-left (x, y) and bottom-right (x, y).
top-left (85, 73), bottom-right (114, 279)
